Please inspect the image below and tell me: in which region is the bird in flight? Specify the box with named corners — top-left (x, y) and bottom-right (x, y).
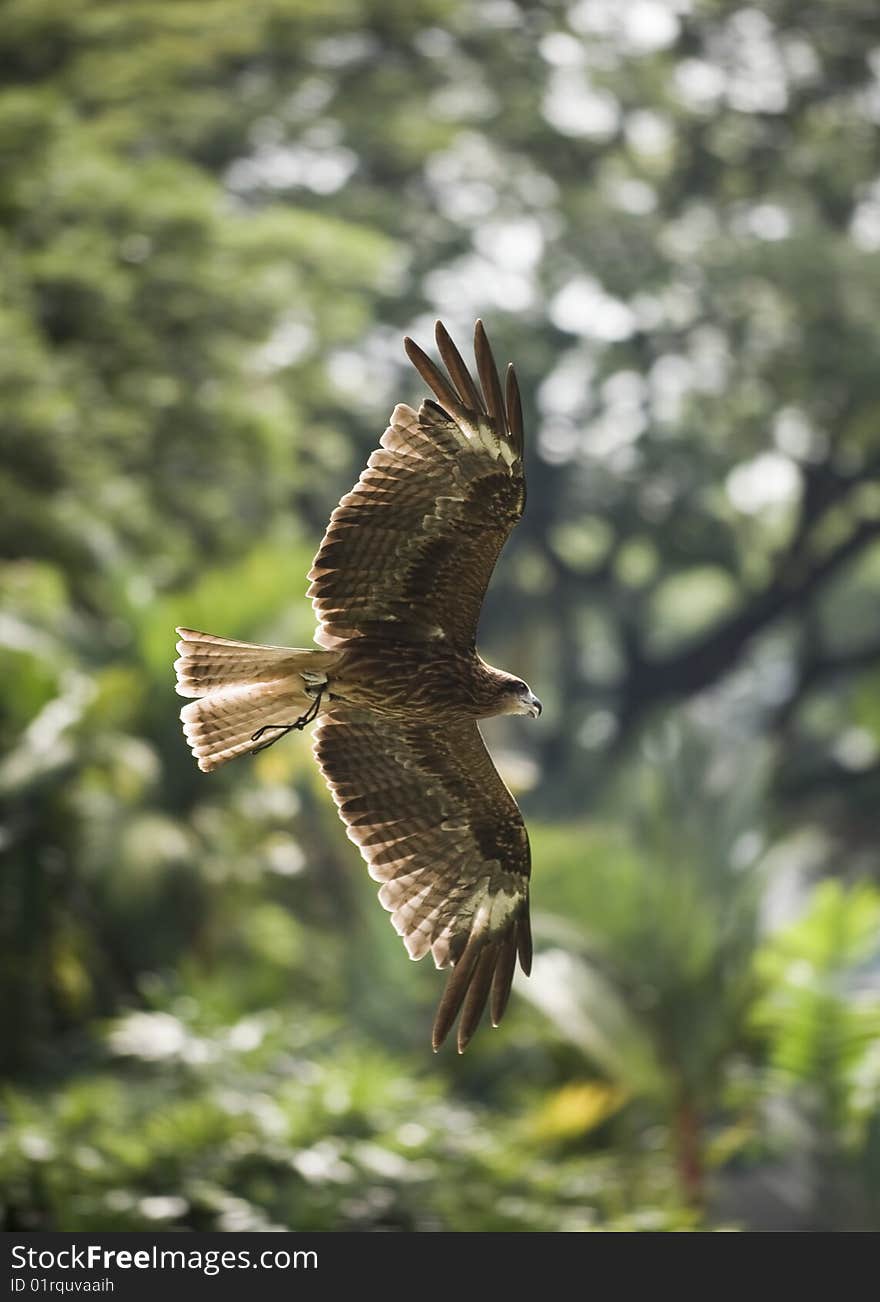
top-left (175, 321), bottom-right (541, 1052)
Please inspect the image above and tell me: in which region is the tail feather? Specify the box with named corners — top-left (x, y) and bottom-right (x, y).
top-left (181, 681), bottom-right (311, 771)
top-left (175, 627), bottom-right (307, 696)
top-left (175, 628), bottom-right (336, 772)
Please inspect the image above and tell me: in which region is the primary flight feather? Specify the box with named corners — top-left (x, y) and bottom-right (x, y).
top-left (174, 320), bottom-right (541, 1052)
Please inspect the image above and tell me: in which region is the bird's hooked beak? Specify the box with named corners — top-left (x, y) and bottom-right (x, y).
top-left (526, 691), bottom-right (542, 719)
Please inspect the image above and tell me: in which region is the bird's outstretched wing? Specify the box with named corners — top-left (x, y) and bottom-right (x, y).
top-left (308, 320), bottom-right (525, 650)
top-left (312, 707), bottom-right (532, 1052)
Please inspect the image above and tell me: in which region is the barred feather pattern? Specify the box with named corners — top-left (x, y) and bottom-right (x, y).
top-left (174, 628), bottom-right (338, 772)
top-left (312, 707), bottom-right (532, 1052)
top-left (307, 322), bottom-right (525, 651)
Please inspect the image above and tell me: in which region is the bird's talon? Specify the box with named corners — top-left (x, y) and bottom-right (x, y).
top-left (249, 688), bottom-right (324, 754)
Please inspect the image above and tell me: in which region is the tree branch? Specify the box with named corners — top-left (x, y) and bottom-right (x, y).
top-left (618, 518), bottom-right (880, 727)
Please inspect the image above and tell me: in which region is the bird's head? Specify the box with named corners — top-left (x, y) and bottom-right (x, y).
top-left (503, 677), bottom-right (543, 720)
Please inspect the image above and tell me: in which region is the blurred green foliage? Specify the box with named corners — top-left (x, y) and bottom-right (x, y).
top-left (2, 0), bottom-right (880, 1232)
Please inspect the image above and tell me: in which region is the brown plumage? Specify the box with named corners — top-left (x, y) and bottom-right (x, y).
top-left (174, 321), bottom-right (541, 1052)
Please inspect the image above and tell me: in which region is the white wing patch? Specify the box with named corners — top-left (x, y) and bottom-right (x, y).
top-left (428, 879), bottom-right (526, 970)
top-left (394, 393), bottom-right (517, 471)
top-left (445, 412), bottom-right (518, 468)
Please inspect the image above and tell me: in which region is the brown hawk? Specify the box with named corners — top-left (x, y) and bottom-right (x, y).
top-left (175, 321), bottom-right (540, 1052)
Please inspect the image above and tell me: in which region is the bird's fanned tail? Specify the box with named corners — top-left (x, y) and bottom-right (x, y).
top-left (174, 628), bottom-right (337, 772)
